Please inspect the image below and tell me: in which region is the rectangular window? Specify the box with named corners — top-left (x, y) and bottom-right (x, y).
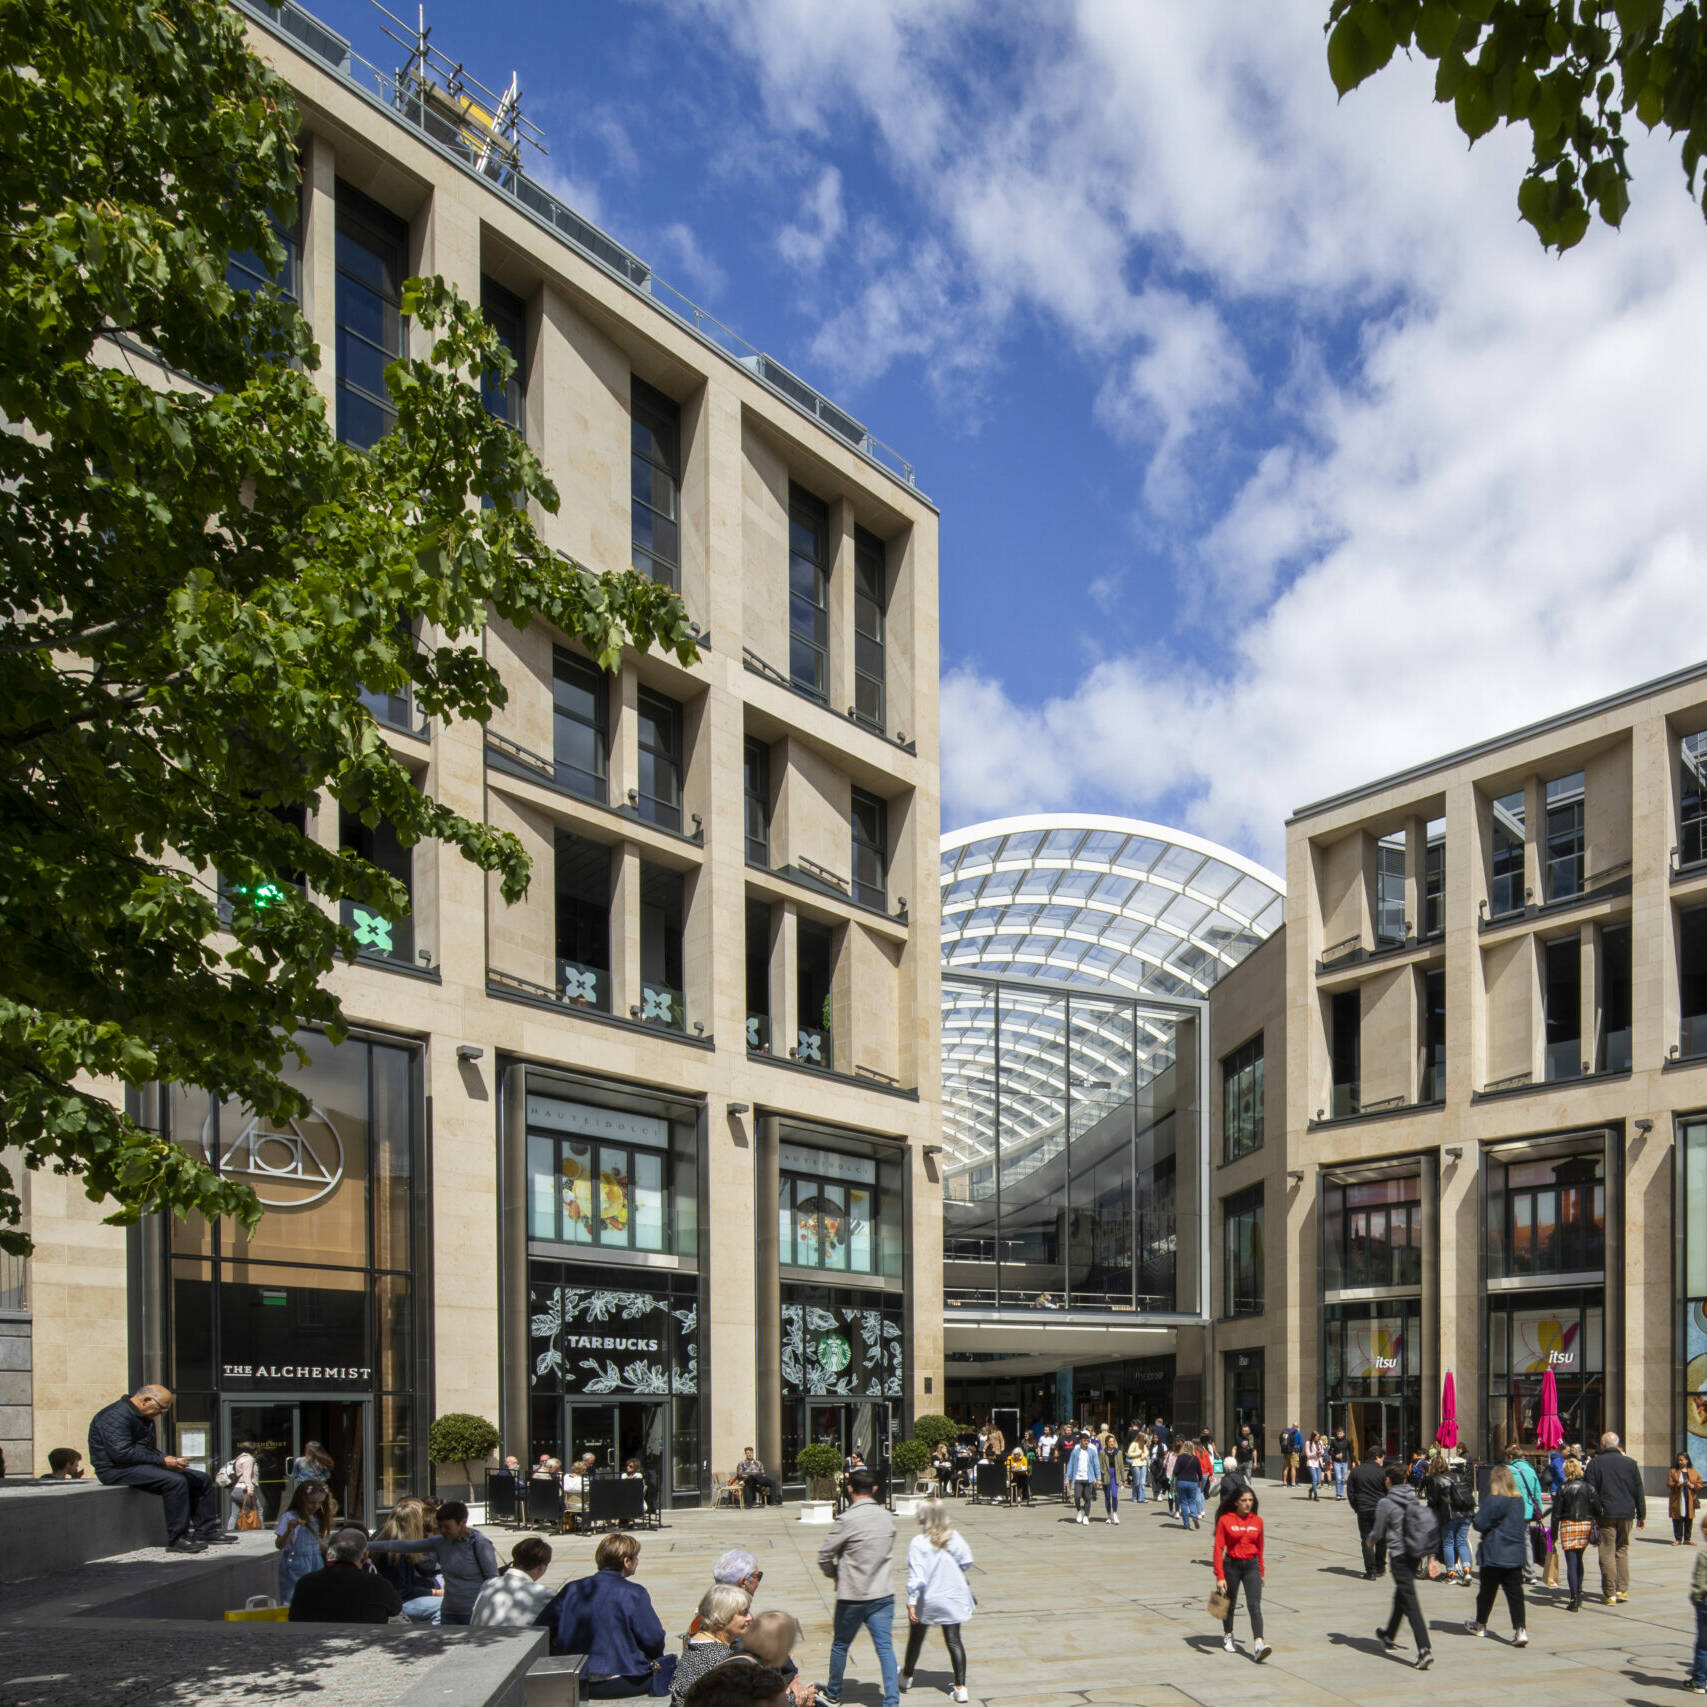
top-left (334, 183), bottom-right (407, 448)
top-left (526, 1126), bottom-right (672, 1251)
top-left (796, 918), bottom-right (834, 1069)
top-left (1490, 790), bottom-right (1526, 916)
top-left (1498, 1154), bottom-right (1605, 1278)
top-left (1682, 903), bottom-right (1707, 1058)
top-left (746, 899), bottom-right (772, 1052)
top-left (635, 688), bottom-right (683, 832)
top-left (788, 483), bottom-right (829, 700)
top-left (780, 1153), bottom-right (880, 1274)
top-left (228, 205), bottom-right (301, 304)
top-left (1543, 935), bottom-right (1583, 1081)
top-left (744, 738), bottom-right (771, 866)
top-left (1599, 923), bottom-right (1631, 1073)
top-left (552, 650), bottom-right (608, 802)
top-left (631, 378), bottom-right (680, 591)
top-left (1330, 989), bottom-right (1360, 1118)
top-left (1325, 1175), bottom-right (1422, 1291)
top-left (1423, 818), bottom-right (1445, 937)
top-left (639, 862), bottom-right (685, 1030)
top-left (1221, 1034), bottom-right (1264, 1161)
top-left (1683, 732), bottom-right (1707, 867)
top-left (1685, 1120), bottom-right (1707, 1298)
top-left (480, 278), bottom-right (526, 427)
top-left (1420, 967), bottom-right (1446, 1102)
top-left (1544, 770), bottom-right (1585, 901)
top-left (554, 831), bottom-right (610, 1011)
top-left (338, 805), bottom-right (414, 965)
top-left (853, 525), bottom-right (887, 731)
top-left (850, 788), bottom-right (888, 910)
top-left (1376, 832), bottom-right (1406, 946)
top-left (1223, 1187), bottom-right (1264, 1316)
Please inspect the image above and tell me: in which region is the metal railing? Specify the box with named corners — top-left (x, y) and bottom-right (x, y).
top-left (233, 0), bottom-right (917, 489)
top-left (1320, 935), bottom-right (1362, 967)
top-left (558, 957), bottom-right (609, 1011)
top-left (1483, 1069), bottom-right (1534, 1094)
top-left (797, 856), bottom-right (850, 895)
top-left (792, 1026), bottom-right (833, 1070)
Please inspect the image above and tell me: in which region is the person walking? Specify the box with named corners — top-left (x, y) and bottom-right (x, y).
top-left (1172, 1435), bottom-right (1204, 1531)
top-left (1346, 1447), bottom-right (1389, 1579)
top-left (1549, 1455), bottom-right (1601, 1612)
top-left (1424, 1450), bottom-right (1468, 1586)
top-left (1328, 1428), bottom-right (1351, 1500)
top-left (1212, 1485), bottom-right (1270, 1660)
top-left (1688, 1533), bottom-right (1707, 1696)
top-left (1099, 1428), bottom-right (1122, 1525)
top-left (1126, 1428), bottom-right (1148, 1504)
top-left (1465, 1464), bottom-right (1529, 1644)
top-left (1304, 1432), bottom-right (1324, 1501)
top-left (1504, 1447), bottom-right (1544, 1581)
top-left (1281, 1424), bottom-right (1302, 1489)
top-left (1584, 1430), bottom-right (1646, 1604)
top-left (1672, 1453), bottom-right (1704, 1545)
top-left (281, 1438), bottom-right (333, 1514)
top-left (816, 1466), bottom-right (899, 1707)
top-left (1066, 1430), bottom-right (1103, 1526)
top-left (1370, 1462), bottom-right (1437, 1669)
top-left (899, 1497), bottom-right (974, 1704)
top-left (275, 1480), bottom-right (335, 1606)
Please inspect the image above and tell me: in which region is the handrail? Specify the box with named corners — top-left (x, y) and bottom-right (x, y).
top-left (797, 856), bottom-right (850, 894)
top-left (1360, 1094), bottom-right (1406, 1114)
top-left (1585, 859), bottom-right (1633, 890)
top-left (741, 646), bottom-right (795, 692)
top-left (483, 727), bottom-right (554, 779)
top-left (853, 1063), bottom-right (900, 1087)
top-left (1483, 1070), bottom-right (1534, 1093)
top-left (232, 0), bottom-right (918, 490)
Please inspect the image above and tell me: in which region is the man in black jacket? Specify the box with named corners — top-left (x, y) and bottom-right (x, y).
top-left (88, 1385), bottom-right (225, 1553)
top-left (1585, 1431), bottom-right (1647, 1604)
top-left (1346, 1447), bottom-right (1391, 1579)
top-left (289, 1529), bottom-right (405, 1624)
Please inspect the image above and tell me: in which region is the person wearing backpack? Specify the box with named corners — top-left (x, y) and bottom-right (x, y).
top-left (1369, 1463), bottom-right (1437, 1669)
top-left (1328, 1427), bottom-right (1352, 1500)
top-left (1281, 1425), bottom-right (1302, 1488)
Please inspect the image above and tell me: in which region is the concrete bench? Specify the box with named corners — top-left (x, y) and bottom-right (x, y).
top-left (0, 1481), bottom-right (173, 1582)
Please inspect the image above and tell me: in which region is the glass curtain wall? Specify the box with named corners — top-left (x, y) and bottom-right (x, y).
top-left (1683, 1120), bottom-right (1707, 1482)
top-left (939, 974), bottom-right (1197, 1315)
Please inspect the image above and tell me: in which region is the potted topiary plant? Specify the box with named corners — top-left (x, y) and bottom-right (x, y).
top-left (427, 1412), bottom-right (501, 1507)
top-left (796, 1442), bottom-right (843, 1502)
top-left (912, 1413), bottom-right (959, 1452)
top-left (890, 1437), bottom-right (931, 1494)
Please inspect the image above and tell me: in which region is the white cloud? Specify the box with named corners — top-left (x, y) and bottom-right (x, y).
top-left (777, 166), bottom-right (845, 270)
top-left (653, 221), bottom-right (727, 297)
top-left (667, 0), bottom-right (1707, 867)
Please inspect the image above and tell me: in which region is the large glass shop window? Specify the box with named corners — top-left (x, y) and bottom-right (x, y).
top-left (778, 1140), bottom-right (898, 1274)
top-left (1485, 1288), bottom-right (1605, 1455)
top-left (780, 1285), bottom-right (905, 1399)
top-left (525, 1093), bottom-right (693, 1254)
top-left (1687, 1121), bottom-right (1707, 1481)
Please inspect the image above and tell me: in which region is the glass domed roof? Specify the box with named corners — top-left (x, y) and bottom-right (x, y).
top-left (939, 815), bottom-right (1285, 1164)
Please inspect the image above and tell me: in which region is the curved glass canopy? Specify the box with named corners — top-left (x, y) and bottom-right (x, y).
top-left (939, 815), bottom-right (1284, 1170)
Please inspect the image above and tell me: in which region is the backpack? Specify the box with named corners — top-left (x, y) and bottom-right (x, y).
top-left (1287, 1427), bottom-right (1303, 1453)
top-left (215, 1457), bottom-right (238, 1488)
top-left (1448, 1466), bottom-right (1476, 1517)
top-left (1401, 1494), bottom-right (1439, 1558)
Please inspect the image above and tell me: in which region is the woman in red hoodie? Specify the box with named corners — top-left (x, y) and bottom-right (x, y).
top-left (1213, 1486), bottom-right (1270, 1661)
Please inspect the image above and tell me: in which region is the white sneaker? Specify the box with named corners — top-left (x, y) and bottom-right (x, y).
top-left (1223, 1634), bottom-right (1237, 1653)
top-left (897, 1676), bottom-right (912, 1694)
top-left (952, 1690), bottom-right (969, 1704)
top-left (1464, 1620), bottom-right (1484, 1636)
top-left (1254, 1639), bottom-right (1271, 1663)
top-left (1112, 1513), bottom-right (1120, 1524)
top-left (1513, 1628), bottom-right (1528, 1648)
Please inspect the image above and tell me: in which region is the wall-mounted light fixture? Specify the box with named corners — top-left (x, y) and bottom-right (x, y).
top-left (1634, 1117), bottom-right (1654, 1135)
top-left (1443, 1145), bottom-right (1463, 1160)
top-left (728, 1103), bottom-right (750, 1117)
top-left (1286, 1169), bottom-right (1305, 1183)
top-left (455, 1044), bottom-right (484, 1062)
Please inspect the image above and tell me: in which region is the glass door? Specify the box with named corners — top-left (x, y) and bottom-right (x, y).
top-left (222, 1397), bottom-right (372, 1527)
top-left (807, 1401), bottom-right (849, 1459)
top-left (568, 1404), bottom-right (620, 1474)
top-left (1331, 1398), bottom-right (1403, 1464)
top-left (226, 1400), bottom-right (294, 1524)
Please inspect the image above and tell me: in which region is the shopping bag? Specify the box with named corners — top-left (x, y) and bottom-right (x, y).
top-left (236, 1493), bottom-right (261, 1532)
top-left (1207, 1585), bottom-right (1231, 1621)
top-left (1543, 1546), bottom-right (1560, 1586)
top-left (226, 1598), bottom-right (288, 1623)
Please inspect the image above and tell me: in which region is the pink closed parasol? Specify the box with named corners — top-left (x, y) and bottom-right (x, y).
top-left (1537, 1366), bottom-right (1565, 1450)
top-left (1436, 1370), bottom-right (1459, 1449)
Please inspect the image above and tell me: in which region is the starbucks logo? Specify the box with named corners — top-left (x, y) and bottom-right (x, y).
top-left (817, 1333), bottom-right (852, 1373)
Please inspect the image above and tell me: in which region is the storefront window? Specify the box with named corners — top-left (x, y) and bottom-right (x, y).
top-left (525, 1093), bottom-right (693, 1254)
top-left (1322, 1174), bottom-right (1422, 1292)
top-left (779, 1140), bottom-right (895, 1274)
top-left (1489, 1148), bottom-right (1605, 1279)
top-left (1486, 1287), bottom-right (1605, 1454)
top-left (1324, 1299), bottom-right (1421, 1461)
top-left (1686, 1122), bottom-right (1707, 1482)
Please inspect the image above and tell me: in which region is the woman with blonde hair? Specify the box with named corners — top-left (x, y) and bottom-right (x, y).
top-left (1467, 1463), bottom-right (1529, 1643)
top-left (1550, 1453), bottom-right (1601, 1612)
top-left (373, 1495), bottom-right (443, 1622)
top-left (671, 1582), bottom-right (753, 1704)
top-left (901, 1496), bottom-right (974, 1703)
top-left (274, 1478), bottom-right (336, 1606)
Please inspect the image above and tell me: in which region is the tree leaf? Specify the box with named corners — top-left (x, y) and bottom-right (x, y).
top-left (1416, 0), bottom-right (1459, 58)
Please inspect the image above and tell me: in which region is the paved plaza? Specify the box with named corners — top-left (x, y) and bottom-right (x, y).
top-left (562, 1485), bottom-right (1705, 1706)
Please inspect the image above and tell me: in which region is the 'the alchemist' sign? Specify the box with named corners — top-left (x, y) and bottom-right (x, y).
top-left (222, 1363), bottom-right (374, 1383)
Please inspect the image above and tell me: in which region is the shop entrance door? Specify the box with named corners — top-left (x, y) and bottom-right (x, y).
top-left (806, 1401), bottom-right (892, 1467)
top-left (1331, 1398), bottom-right (1404, 1464)
top-left (222, 1396), bottom-right (371, 1527)
top-left (566, 1402), bottom-right (668, 1506)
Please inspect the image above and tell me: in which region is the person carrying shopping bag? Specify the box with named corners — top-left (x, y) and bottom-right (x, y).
top-left (1549, 1455), bottom-right (1601, 1612)
top-left (900, 1498), bottom-right (974, 1704)
top-left (1212, 1486), bottom-right (1270, 1661)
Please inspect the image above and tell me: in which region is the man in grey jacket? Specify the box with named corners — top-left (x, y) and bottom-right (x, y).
top-left (815, 1467), bottom-right (898, 1707)
top-left (1370, 1466), bottom-right (1436, 1670)
top-left (1585, 1431), bottom-right (1647, 1603)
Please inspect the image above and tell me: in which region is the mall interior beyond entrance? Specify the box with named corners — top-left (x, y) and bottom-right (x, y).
top-left (947, 1352), bottom-right (1179, 1436)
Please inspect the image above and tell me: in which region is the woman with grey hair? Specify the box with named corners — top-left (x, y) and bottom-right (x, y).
top-left (671, 1582), bottom-right (753, 1704)
top-left (900, 1496), bottom-right (974, 1703)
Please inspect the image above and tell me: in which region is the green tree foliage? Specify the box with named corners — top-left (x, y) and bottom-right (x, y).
top-left (0, 0), bottom-right (695, 1253)
top-left (1325, 1), bottom-right (1707, 249)
top-left (426, 1412), bottom-right (502, 1465)
top-left (889, 1437), bottom-right (932, 1476)
top-left (910, 1412), bottom-right (960, 1450)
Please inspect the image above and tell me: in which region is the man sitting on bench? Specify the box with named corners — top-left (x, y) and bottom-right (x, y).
top-left (88, 1385), bottom-right (231, 1554)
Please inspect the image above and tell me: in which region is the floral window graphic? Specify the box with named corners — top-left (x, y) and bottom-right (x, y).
top-left (537, 1138), bottom-right (667, 1250)
top-left (780, 1301), bottom-right (903, 1398)
top-left (529, 1283), bottom-right (699, 1396)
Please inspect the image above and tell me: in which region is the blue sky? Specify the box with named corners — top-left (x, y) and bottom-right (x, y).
top-left (296, 0), bottom-right (1707, 872)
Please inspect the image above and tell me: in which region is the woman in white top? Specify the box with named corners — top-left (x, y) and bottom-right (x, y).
top-left (901, 1497), bottom-right (974, 1704)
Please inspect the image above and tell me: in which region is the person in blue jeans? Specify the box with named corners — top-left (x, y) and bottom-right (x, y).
top-left (1688, 1541), bottom-right (1707, 1693)
top-left (1328, 1428), bottom-right (1351, 1500)
top-left (1174, 1443), bottom-right (1205, 1530)
top-left (817, 1467), bottom-right (899, 1707)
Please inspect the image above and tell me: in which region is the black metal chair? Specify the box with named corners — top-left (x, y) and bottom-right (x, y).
top-left (972, 1462), bottom-right (1005, 1506)
top-left (1029, 1459), bottom-right (1065, 1502)
top-left (524, 1475), bottom-right (563, 1530)
top-left (484, 1472), bottom-right (518, 1527)
top-left (587, 1476), bottom-right (648, 1532)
